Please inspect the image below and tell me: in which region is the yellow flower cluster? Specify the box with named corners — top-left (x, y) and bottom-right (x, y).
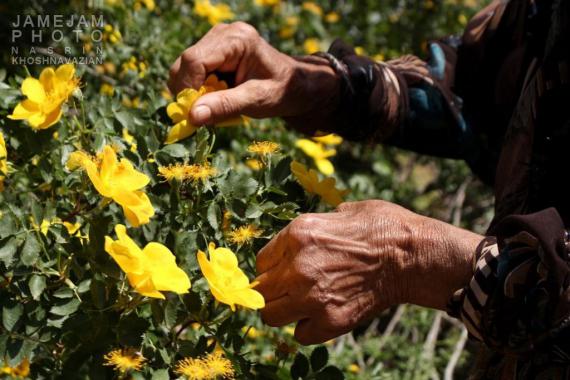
top-left (159, 162), bottom-right (217, 183)
top-left (166, 75), bottom-right (244, 144)
top-left (198, 243), bottom-right (265, 311)
top-left (121, 56), bottom-right (148, 78)
top-left (290, 161), bottom-right (349, 206)
top-left (194, 0), bottom-right (234, 26)
top-left (103, 348), bottom-right (146, 373)
top-left (66, 145), bottom-right (154, 227)
top-left (8, 63), bottom-right (79, 130)
top-left (105, 224), bottom-right (191, 299)
top-left (103, 24), bottom-right (122, 44)
top-left (0, 131), bottom-right (7, 191)
top-left (296, 133), bottom-right (342, 175)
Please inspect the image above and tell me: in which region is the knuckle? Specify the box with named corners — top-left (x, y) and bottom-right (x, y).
top-left (231, 21), bottom-right (258, 39)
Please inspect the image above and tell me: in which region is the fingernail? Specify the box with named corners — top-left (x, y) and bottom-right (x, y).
top-left (192, 105), bottom-right (211, 124)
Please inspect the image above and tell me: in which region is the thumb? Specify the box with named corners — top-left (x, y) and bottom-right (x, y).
top-left (190, 81), bottom-right (264, 125)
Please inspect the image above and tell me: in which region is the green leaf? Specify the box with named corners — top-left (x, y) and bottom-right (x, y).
top-left (2, 303), bottom-right (23, 331)
top-left (207, 202), bottom-right (220, 230)
top-left (21, 233), bottom-right (41, 266)
top-left (219, 172), bottom-right (258, 198)
top-left (245, 203), bottom-right (263, 219)
top-left (151, 369), bottom-right (170, 380)
top-left (291, 353), bottom-right (310, 380)
top-left (118, 314), bottom-right (150, 347)
top-left (0, 237), bottom-right (19, 267)
top-left (310, 346), bottom-right (329, 372)
top-left (115, 110), bottom-right (135, 130)
top-left (29, 275), bottom-right (46, 301)
top-left (161, 143), bottom-right (189, 158)
top-left (50, 298), bottom-right (81, 316)
top-left (272, 156), bottom-right (293, 183)
top-left (315, 366), bottom-right (344, 380)
top-left (0, 213), bottom-right (17, 238)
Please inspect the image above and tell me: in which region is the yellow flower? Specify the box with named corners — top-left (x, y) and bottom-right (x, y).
top-left (227, 225), bottom-right (262, 245)
top-left (354, 46), bottom-right (366, 56)
top-left (1, 358), bottom-right (30, 378)
top-left (67, 146), bottom-right (154, 227)
top-left (197, 242), bottom-right (265, 311)
top-left (245, 158), bottom-right (263, 171)
top-left (175, 351), bottom-right (234, 380)
top-left (134, 0), bottom-right (155, 11)
top-left (99, 83), bottom-right (114, 96)
top-left (165, 75), bottom-right (242, 144)
top-left (0, 131), bottom-right (7, 191)
top-left (290, 161), bottom-right (349, 207)
top-left (185, 162), bottom-right (217, 183)
top-left (8, 63), bottom-right (79, 130)
top-left (122, 128), bottom-right (137, 152)
top-left (166, 87), bottom-right (206, 144)
top-left (325, 11), bottom-right (340, 23)
top-left (247, 141), bottom-right (279, 155)
top-left (295, 139), bottom-right (336, 175)
top-left (103, 348), bottom-right (145, 373)
top-left (312, 133), bottom-right (342, 146)
top-left (194, 0), bottom-right (234, 25)
top-left (254, 0), bottom-right (280, 6)
top-left (105, 224), bottom-right (191, 299)
top-left (279, 16), bottom-right (299, 39)
top-left (30, 217), bottom-right (59, 236)
top-left (301, 2), bottom-right (323, 16)
top-left (348, 363), bottom-right (361, 373)
top-left (303, 38), bottom-right (321, 54)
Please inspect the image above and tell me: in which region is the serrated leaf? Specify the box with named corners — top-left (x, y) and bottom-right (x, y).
top-left (291, 353), bottom-right (309, 380)
top-left (310, 346), bottom-right (329, 371)
top-left (21, 233), bottom-right (41, 266)
top-left (207, 202), bottom-right (220, 230)
top-left (161, 143), bottom-right (188, 158)
top-left (29, 275), bottom-right (46, 301)
top-left (50, 298), bottom-right (80, 316)
top-left (2, 303), bottom-right (23, 331)
top-left (0, 237), bottom-right (19, 267)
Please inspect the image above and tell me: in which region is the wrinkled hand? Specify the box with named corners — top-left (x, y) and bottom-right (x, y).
top-left (168, 22), bottom-right (339, 132)
top-left (255, 200), bottom-right (483, 345)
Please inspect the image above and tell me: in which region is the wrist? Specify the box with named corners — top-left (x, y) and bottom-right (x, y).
top-left (283, 56), bottom-right (340, 134)
top-left (402, 216), bottom-right (483, 310)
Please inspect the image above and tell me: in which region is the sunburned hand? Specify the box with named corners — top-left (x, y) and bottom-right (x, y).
top-left (168, 22), bottom-right (339, 133)
top-left (255, 200), bottom-right (483, 345)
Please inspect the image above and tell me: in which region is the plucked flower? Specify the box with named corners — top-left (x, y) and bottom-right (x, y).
top-left (103, 348), bottom-right (145, 373)
top-left (295, 139), bottom-right (336, 175)
top-left (227, 224), bottom-right (262, 245)
top-left (312, 133), bottom-right (342, 146)
top-left (194, 0), bottom-right (234, 25)
top-left (0, 131), bottom-right (7, 191)
top-left (175, 351), bottom-right (234, 380)
top-left (165, 75), bottom-right (243, 144)
top-left (8, 63), bottom-right (79, 130)
top-left (104, 224), bottom-right (191, 299)
top-left (66, 146), bottom-right (154, 227)
top-left (197, 242), bottom-right (265, 311)
top-left (290, 161), bottom-right (349, 207)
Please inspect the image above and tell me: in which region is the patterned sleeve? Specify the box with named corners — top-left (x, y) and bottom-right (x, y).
top-left (310, 38), bottom-right (479, 161)
top-left (447, 208), bottom-right (570, 354)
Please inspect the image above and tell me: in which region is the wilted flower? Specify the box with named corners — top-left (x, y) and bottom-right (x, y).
top-left (247, 141), bottom-right (280, 156)
top-left (227, 224), bottom-right (262, 245)
top-left (290, 161), bottom-right (349, 206)
top-left (1, 358), bottom-right (30, 378)
top-left (194, 0), bottom-right (234, 25)
top-left (295, 139), bottom-right (336, 175)
top-left (175, 350), bottom-right (234, 380)
top-left (0, 131), bottom-right (7, 191)
top-left (185, 162), bottom-right (217, 183)
top-left (104, 224), bottom-right (191, 299)
top-left (8, 63), bottom-right (79, 130)
top-left (66, 146), bottom-right (154, 227)
top-left (103, 348), bottom-right (146, 373)
top-left (159, 163), bottom-right (190, 182)
top-left (197, 242), bottom-right (265, 311)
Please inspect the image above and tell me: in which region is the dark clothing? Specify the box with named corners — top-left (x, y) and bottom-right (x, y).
top-left (318, 0), bottom-right (570, 378)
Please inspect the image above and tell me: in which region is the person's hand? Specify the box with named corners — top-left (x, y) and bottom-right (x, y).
top-left (168, 22), bottom-right (339, 133)
top-left (255, 200), bottom-right (483, 345)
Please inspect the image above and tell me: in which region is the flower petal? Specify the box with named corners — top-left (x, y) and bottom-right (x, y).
top-left (165, 120), bottom-right (198, 144)
top-left (21, 78), bottom-right (46, 103)
top-left (315, 158), bottom-right (334, 175)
